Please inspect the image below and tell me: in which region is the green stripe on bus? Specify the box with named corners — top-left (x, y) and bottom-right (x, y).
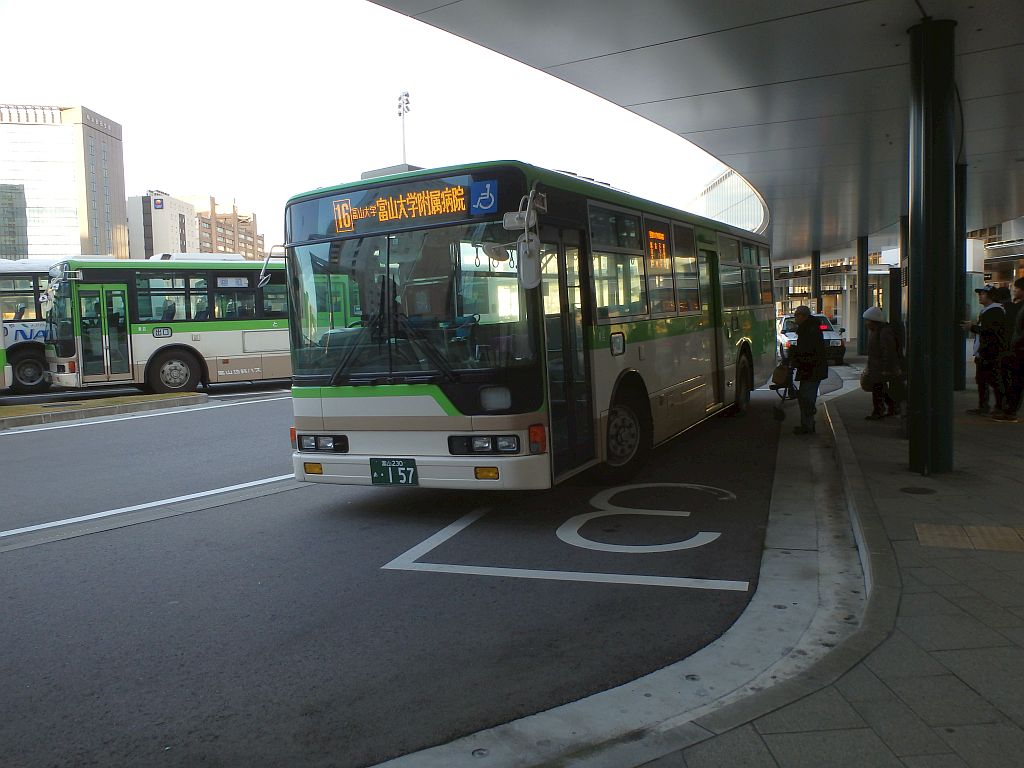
top-left (130, 320), bottom-right (287, 333)
top-left (292, 384), bottom-right (461, 416)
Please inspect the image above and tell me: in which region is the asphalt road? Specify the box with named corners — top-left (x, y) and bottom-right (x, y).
top-left (0, 390), bottom-right (783, 768)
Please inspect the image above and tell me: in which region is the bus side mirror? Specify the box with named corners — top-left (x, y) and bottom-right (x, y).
top-left (517, 233), bottom-right (541, 290)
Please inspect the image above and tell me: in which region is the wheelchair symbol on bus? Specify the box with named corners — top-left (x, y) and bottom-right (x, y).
top-left (470, 180), bottom-right (497, 215)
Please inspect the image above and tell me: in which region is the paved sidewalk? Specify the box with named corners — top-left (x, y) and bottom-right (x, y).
top-left (648, 380), bottom-right (1024, 767)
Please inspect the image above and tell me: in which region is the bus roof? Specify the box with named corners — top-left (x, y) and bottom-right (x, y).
top-left (0, 257), bottom-right (68, 273)
top-left (285, 159), bottom-right (769, 245)
top-left (50, 257), bottom-right (281, 271)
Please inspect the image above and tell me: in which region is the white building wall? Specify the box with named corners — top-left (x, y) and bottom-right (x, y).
top-left (127, 193), bottom-right (199, 259)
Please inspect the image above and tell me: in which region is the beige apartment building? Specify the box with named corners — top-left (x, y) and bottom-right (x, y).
top-left (195, 197), bottom-right (264, 260)
top-left (0, 104), bottom-right (128, 259)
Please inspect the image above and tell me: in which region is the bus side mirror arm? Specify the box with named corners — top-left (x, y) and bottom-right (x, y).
top-left (258, 244), bottom-right (286, 288)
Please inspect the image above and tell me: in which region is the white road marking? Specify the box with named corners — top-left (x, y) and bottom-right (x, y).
top-left (0, 395), bottom-right (291, 436)
top-left (0, 474), bottom-right (294, 539)
top-left (382, 507), bottom-right (749, 591)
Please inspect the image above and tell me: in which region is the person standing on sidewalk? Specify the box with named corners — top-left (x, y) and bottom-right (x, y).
top-left (861, 306), bottom-right (901, 420)
top-left (997, 277), bottom-right (1024, 422)
top-left (789, 305), bottom-right (828, 435)
top-left (962, 284), bottom-right (1007, 416)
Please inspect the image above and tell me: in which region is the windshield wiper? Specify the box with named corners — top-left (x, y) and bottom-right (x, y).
top-left (397, 314), bottom-right (460, 382)
top-left (327, 307), bottom-right (383, 386)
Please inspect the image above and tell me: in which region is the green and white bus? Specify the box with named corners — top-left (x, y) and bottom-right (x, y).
top-left (45, 255), bottom-right (293, 392)
top-left (283, 161), bottom-right (775, 490)
top-left (1, 258), bottom-right (60, 394)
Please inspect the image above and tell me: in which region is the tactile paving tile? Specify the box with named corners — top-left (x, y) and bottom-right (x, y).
top-left (915, 523), bottom-right (973, 549)
top-left (963, 526), bottom-right (1024, 552)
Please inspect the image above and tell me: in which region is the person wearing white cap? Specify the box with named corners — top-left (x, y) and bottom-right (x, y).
top-left (861, 306), bottom-right (901, 419)
top-left (961, 284), bottom-right (1007, 415)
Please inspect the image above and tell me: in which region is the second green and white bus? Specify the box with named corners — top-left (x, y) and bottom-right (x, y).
top-left (283, 161), bottom-right (775, 490)
top-left (45, 255), bottom-right (293, 392)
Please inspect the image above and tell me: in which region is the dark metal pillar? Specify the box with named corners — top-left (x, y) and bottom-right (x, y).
top-left (810, 249), bottom-right (821, 312)
top-left (857, 235), bottom-right (870, 354)
top-left (954, 162), bottom-right (967, 390)
top-left (907, 18), bottom-right (957, 475)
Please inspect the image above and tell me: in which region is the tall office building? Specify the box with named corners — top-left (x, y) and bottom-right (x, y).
top-left (127, 191), bottom-right (200, 259)
top-left (195, 197), bottom-right (264, 260)
top-left (0, 104), bottom-right (128, 259)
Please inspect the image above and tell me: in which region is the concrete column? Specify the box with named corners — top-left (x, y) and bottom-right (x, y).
top-left (857, 235), bottom-right (869, 354)
top-left (810, 250), bottom-right (821, 312)
top-left (954, 162), bottom-right (967, 391)
top-left (907, 18), bottom-right (957, 475)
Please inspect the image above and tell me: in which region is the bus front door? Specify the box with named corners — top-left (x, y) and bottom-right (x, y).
top-left (542, 231), bottom-right (595, 481)
top-left (77, 284), bottom-right (132, 384)
top-left (698, 249), bottom-right (725, 409)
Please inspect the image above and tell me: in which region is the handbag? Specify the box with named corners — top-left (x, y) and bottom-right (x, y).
top-left (771, 363), bottom-right (791, 388)
top-left (860, 370), bottom-right (872, 392)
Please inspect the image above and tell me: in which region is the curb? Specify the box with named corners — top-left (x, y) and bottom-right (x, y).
top-left (678, 394), bottom-right (902, 737)
top-left (0, 393), bottom-right (209, 430)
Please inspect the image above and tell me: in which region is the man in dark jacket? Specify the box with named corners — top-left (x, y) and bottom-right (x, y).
top-left (997, 277), bottom-right (1024, 422)
top-left (790, 305), bottom-right (828, 434)
top-left (962, 284), bottom-right (1007, 415)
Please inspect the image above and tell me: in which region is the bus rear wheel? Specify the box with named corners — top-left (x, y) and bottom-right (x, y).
top-left (148, 350), bottom-right (200, 393)
top-left (603, 394), bottom-right (652, 483)
top-left (9, 349), bottom-right (50, 395)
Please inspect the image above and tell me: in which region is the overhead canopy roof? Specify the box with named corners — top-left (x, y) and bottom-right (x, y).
top-left (372, 0), bottom-right (1024, 261)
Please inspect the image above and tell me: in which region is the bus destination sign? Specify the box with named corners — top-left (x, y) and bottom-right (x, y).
top-left (333, 184), bottom-right (469, 233)
top-left (288, 173), bottom-right (512, 243)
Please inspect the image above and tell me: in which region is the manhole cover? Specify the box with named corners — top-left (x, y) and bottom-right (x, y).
top-left (900, 487), bottom-right (937, 495)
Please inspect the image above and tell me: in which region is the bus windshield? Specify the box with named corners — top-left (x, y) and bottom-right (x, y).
top-left (46, 278), bottom-right (76, 358)
top-left (289, 222), bottom-right (537, 383)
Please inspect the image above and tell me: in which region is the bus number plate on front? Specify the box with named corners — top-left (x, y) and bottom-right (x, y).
top-left (370, 458), bottom-right (418, 485)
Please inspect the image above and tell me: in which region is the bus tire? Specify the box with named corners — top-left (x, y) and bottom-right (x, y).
top-left (728, 353), bottom-right (753, 416)
top-left (148, 349), bottom-right (200, 393)
top-left (9, 348), bottom-right (50, 395)
top-left (602, 392), bottom-right (652, 483)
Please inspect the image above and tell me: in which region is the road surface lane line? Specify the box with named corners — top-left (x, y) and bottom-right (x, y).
top-left (1, 396), bottom-right (291, 436)
top-left (0, 474), bottom-right (294, 538)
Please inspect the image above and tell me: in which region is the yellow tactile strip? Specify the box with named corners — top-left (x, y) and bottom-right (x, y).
top-left (916, 523), bottom-right (1024, 552)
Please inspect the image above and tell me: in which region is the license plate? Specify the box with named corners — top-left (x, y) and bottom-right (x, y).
top-left (830, 340), bottom-right (842, 346)
top-left (370, 458), bottom-right (418, 485)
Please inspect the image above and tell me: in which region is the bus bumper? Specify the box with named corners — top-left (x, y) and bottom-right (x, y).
top-left (49, 371), bottom-right (81, 388)
top-left (292, 451), bottom-right (553, 490)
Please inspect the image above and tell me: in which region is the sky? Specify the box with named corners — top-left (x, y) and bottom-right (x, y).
top-left (0, 0), bottom-right (726, 250)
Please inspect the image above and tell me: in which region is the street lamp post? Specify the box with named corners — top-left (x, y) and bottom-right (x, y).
top-left (397, 91), bottom-right (410, 165)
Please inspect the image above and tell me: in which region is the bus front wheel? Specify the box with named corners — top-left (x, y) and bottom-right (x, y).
top-left (9, 349), bottom-right (50, 395)
top-left (148, 350), bottom-right (200, 393)
top-left (603, 394), bottom-right (652, 483)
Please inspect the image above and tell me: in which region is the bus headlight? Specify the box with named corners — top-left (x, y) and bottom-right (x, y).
top-left (471, 436), bottom-right (493, 452)
top-left (496, 436), bottom-right (519, 452)
top-left (297, 434), bottom-right (349, 453)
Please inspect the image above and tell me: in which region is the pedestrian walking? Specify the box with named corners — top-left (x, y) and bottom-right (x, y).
top-left (962, 284), bottom-right (1007, 416)
top-left (861, 306), bottom-right (901, 420)
top-left (996, 277), bottom-right (1024, 422)
top-left (789, 305), bottom-right (828, 435)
